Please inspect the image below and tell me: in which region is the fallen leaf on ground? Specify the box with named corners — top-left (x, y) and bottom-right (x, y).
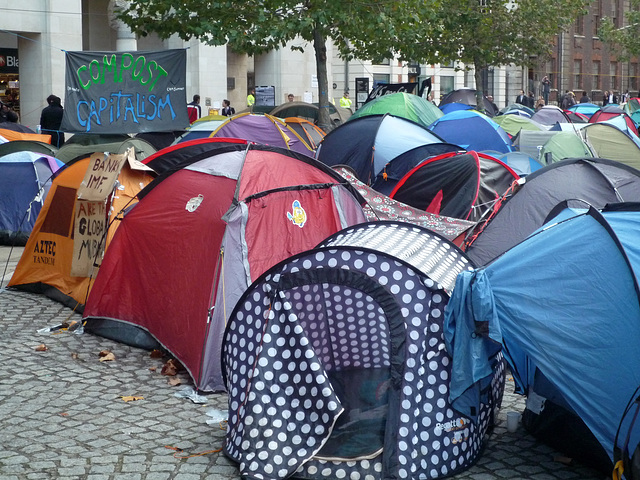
top-left (161, 358), bottom-right (181, 376)
top-left (168, 377), bottom-right (182, 386)
top-left (35, 344), bottom-right (48, 352)
top-left (120, 395), bottom-right (144, 402)
top-left (71, 353), bottom-right (79, 360)
top-left (149, 366), bottom-right (157, 372)
top-left (99, 352), bottom-right (116, 362)
top-left (59, 412), bottom-right (69, 416)
top-left (150, 349), bottom-right (164, 359)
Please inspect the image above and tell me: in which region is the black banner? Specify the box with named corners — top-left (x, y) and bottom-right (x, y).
top-left (61, 49), bottom-right (189, 134)
top-left (365, 82), bottom-right (417, 103)
top-left (0, 48), bottom-right (19, 74)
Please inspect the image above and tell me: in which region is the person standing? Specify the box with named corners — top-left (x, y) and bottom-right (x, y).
top-left (526, 91), bottom-right (535, 108)
top-left (339, 91), bottom-right (352, 110)
top-left (288, 93), bottom-right (295, 102)
top-left (579, 91), bottom-right (591, 103)
top-left (541, 76), bottom-right (551, 105)
top-left (39, 94), bottom-right (65, 148)
top-left (0, 101), bottom-right (18, 123)
top-left (247, 88), bottom-right (256, 110)
top-left (515, 90), bottom-right (527, 105)
top-left (187, 94), bottom-right (201, 124)
top-left (221, 99), bottom-right (235, 116)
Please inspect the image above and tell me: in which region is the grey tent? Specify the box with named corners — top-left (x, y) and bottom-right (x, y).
top-left (464, 158), bottom-right (640, 266)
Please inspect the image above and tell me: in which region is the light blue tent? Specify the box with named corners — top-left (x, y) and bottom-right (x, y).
top-left (495, 151), bottom-right (543, 176)
top-left (444, 204), bottom-right (640, 478)
top-left (429, 110), bottom-right (513, 153)
top-left (0, 151), bottom-right (64, 245)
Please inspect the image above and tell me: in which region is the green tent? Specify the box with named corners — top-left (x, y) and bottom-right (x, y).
top-left (56, 135), bottom-right (157, 163)
top-left (581, 123), bottom-right (640, 170)
top-left (349, 92), bottom-right (443, 128)
top-left (539, 131), bottom-right (593, 165)
top-left (492, 114), bottom-right (545, 137)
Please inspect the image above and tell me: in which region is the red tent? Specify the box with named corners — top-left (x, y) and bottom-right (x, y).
top-left (83, 143), bottom-right (367, 392)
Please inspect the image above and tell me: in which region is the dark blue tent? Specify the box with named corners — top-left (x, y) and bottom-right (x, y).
top-left (0, 151), bottom-right (64, 245)
top-left (444, 204), bottom-right (640, 478)
top-left (316, 114), bottom-right (456, 187)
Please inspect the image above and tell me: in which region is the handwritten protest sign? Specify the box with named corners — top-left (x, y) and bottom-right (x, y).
top-left (61, 49), bottom-right (188, 134)
top-left (77, 151), bottom-right (128, 201)
top-left (70, 150), bottom-right (129, 276)
top-left (70, 200), bottom-right (107, 277)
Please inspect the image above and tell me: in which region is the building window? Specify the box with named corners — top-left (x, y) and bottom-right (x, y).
top-left (575, 15), bottom-right (584, 36)
top-left (593, 60), bottom-right (601, 90)
top-left (631, 64), bottom-right (638, 91)
top-left (373, 74), bottom-right (390, 86)
top-left (374, 58), bottom-right (390, 66)
top-left (611, 61), bottom-right (618, 90)
top-left (612, 0), bottom-right (619, 29)
top-left (441, 76), bottom-right (455, 97)
top-left (594, 0), bottom-right (602, 33)
top-left (574, 60), bottom-right (582, 89)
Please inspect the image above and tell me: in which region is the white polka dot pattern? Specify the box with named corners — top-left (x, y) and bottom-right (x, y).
top-left (222, 226), bottom-right (504, 480)
top-left (318, 222), bottom-right (474, 294)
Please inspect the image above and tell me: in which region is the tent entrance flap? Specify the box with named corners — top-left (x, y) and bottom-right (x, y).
top-left (270, 268), bottom-right (406, 461)
top-left (316, 366), bottom-right (390, 461)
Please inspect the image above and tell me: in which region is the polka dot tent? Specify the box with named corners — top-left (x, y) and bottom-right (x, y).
top-left (222, 221), bottom-right (506, 479)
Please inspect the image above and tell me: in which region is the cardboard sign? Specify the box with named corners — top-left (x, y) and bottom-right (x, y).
top-left (70, 200), bottom-right (107, 277)
top-left (77, 151), bottom-right (129, 202)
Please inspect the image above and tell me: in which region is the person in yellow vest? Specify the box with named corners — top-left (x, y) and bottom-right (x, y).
top-left (247, 88), bottom-right (255, 110)
top-left (339, 91), bottom-right (352, 110)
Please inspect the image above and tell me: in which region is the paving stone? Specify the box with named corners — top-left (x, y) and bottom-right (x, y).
top-left (0, 263), bottom-right (609, 480)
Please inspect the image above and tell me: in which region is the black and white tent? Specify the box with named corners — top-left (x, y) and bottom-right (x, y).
top-left (222, 221), bottom-right (505, 480)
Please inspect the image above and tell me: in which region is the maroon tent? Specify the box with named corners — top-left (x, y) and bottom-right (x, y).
top-left (83, 144), bottom-right (367, 392)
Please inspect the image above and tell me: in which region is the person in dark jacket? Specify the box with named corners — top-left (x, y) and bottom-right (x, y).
top-left (0, 101), bottom-right (18, 123)
top-left (39, 94), bottom-right (65, 148)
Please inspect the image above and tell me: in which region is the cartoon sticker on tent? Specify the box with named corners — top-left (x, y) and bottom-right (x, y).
top-left (185, 194), bottom-right (203, 212)
top-left (287, 200), bottom-right (307, 227)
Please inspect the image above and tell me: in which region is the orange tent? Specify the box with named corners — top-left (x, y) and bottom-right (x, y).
top-left (284, 117), bottom-right (326, 149)
top-left (0, 128), bottom-right (52, 144)
top-left (8, 152), bottom-right (155, 310)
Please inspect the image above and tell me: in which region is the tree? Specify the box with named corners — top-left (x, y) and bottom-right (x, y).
top-left (396, 0), bottom-right (591, 110)
top-left (599, 0), bottom-right (640, 61)
top-left (115, 0), bottom-right (428, 130)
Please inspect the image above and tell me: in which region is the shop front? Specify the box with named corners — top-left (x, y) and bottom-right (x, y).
top-left (0, 48), bottom-right (19, 117)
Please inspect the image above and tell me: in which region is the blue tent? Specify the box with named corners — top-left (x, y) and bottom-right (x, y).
top-left (438, 102), bottom-right (473, 115)
top-left (494, 151), bottom-right (543, 176)
top-left (316, 114), bottom-right (457, 187)
top-left (568, 102), bottom-right (601, 118)
top-left (0, 151), bottom-right (64, 245)
top-left (429, 110), bottom-right (513, 154)
top-left (444, 204), bottom-right (640, 477)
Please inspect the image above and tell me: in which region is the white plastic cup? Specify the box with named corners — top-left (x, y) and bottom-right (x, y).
top-left (36, 125), bottom-right (41, 134)
top-left (506, 411), bottom-right (520, 432)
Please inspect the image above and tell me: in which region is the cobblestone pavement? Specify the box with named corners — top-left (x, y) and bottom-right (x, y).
top-left (0, 246), bottom-right (609, 480)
